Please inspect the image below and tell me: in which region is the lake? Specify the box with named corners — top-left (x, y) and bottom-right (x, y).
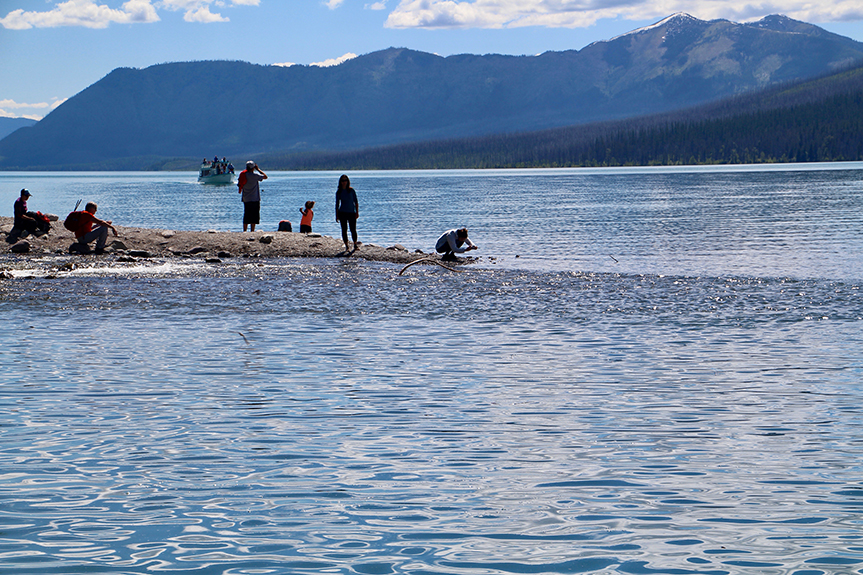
top-left (2, 164), bottom-right (863, 574)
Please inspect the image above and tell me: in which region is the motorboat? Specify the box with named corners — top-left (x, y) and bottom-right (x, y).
top-left (198, 158), bottom-right (235, 184)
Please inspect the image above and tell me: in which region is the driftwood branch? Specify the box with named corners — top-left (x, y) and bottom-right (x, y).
top-left (398, 256), bottom-right (462, 275)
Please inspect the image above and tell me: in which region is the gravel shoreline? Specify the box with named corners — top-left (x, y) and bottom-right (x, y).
top-left (1, 216), bottom-right (476, 269)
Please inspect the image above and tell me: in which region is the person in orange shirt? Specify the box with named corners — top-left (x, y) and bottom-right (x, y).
top-left (74, 202), bottom-right (118, 255)
top-left (299, 200), bottom-right (314, 233)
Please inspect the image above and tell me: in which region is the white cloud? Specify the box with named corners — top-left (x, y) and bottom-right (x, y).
top-left (159, 0), bottom-right (259, 9)
top-left (325, 0), bottom-right (345, 9)
top-left (384, 0), bottom-right (863, 29)
top-left (0, 0), bottom-right (259, 29)
top-left (0, 98), bottom-right (65, 120)
top-left (161, 1), bottom-right (260, 22)
top-left (0, 0), bottom-right (159, 29)
top-left (183, 5), bottom-right (228, 22)
top-left (366, 1), bottom-right (387, 9)
top-left (0, 109), bottom-right (43, 120)
top-left (274, 53), bottom-right (357, 68)
top-left (0, 99), bottom-right (49, 109)
top-left (310, 53), bottom-right (358, 67)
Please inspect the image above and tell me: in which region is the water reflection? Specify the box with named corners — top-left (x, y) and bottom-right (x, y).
top-left (3, 165), bottom-right (863, 572)
top-left (2, 261), bottom-right (862, 572)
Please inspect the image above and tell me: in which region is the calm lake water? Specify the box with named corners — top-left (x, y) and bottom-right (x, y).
top-left (2, 164), bottom-right (863, 574)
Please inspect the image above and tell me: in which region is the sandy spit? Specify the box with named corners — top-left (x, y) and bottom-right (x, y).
top-left (0, 216), bottom-right (472, 269)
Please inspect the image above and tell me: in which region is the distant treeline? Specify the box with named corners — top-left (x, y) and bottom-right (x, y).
top-left (257, 64), bottom-right (863, 170)
top-left (580, 92), bottom-right (863, 166)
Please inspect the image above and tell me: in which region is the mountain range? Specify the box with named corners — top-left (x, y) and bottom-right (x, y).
top-left (1, 13), bottom-right (862, 170)
top-left (258, 60), bottom-right (863, 170)
top-left (0, 117), bottom-right (37, 142)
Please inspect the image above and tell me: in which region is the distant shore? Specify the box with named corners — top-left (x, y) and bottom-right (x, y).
top-left (0, 216), bottom-right (468, 268)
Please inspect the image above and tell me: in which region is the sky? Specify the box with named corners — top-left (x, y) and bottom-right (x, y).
top-left (2, 0), bottom-right (863, 120)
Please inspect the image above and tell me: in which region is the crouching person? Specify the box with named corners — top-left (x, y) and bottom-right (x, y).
top-left (435, 227), bottom-right (478, 262)
top-left (71, 202), bottom-right (118, 254)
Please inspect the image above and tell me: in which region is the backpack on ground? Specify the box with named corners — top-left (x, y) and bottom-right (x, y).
top-left (63, 200), bottom-right (83, 232)
top-left (28, 211), bottom-right (51, 233)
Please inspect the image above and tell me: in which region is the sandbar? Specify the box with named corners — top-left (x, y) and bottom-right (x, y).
top-left (0, 216), bottom-right (472, 269)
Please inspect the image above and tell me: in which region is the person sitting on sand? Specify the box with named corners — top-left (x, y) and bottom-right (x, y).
top-left (7, 189), bottom-right (45, 243)
top-left (73, 202), bottom-right (118, 255)
top-left (435, 227), bottom-right (478, 262)
top-left (299, 200), bottom-right (315, 233)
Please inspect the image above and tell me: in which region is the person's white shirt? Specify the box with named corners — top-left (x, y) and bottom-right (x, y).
top-left (436, 229), bottom-right (476, 253)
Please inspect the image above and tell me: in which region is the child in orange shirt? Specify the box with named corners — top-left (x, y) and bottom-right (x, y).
top-left (299, 200), bottom-right (314, 233)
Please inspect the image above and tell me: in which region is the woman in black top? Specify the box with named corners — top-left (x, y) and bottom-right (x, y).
top-left (335, 174), bottom-right (359, 251)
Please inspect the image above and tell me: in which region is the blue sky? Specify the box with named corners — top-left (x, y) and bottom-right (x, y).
top-left (2, 0), bottom-right (863, 120)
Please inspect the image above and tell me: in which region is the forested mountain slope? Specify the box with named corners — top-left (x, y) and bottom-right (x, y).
top-left (256, 62), bottom-right (863, 169)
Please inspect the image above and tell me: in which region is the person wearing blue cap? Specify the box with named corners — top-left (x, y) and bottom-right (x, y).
top-left (7, 189), bottom-right (45, 243)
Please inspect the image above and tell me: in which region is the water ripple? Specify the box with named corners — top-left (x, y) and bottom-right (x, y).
top-left (3, 167), bottom-right (863, 573)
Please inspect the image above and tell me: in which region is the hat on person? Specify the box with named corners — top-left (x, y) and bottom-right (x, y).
top-left (20, 188), bottom-right (31, 197)
top-left (246, 161), bottom-right (255, 169)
